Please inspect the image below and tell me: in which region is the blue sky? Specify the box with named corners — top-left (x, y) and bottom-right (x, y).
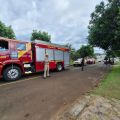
top-left (0, 0), bottom-right (106, 52)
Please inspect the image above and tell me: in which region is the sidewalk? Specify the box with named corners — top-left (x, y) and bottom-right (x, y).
top-left (54, 95), bottom-right (120, 120)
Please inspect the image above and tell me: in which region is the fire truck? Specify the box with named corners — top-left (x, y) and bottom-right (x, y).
top-left (0, 37), bottom-right (70, 81)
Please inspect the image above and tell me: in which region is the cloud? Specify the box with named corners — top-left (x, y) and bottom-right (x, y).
top-left (0, 0), bottom-right (106, 50)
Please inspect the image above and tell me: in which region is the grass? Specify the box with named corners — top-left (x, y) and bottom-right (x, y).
top-left (93, 62), bottom-right (120, 100)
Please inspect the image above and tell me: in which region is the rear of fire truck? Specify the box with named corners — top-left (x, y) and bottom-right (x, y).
top-left (33, 40), bottom-right (70, 73)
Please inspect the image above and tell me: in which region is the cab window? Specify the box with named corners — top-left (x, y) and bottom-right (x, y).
top-left (16, 43), bottom-right (26, 50)
top-left (0, 40), bottom-right (8, 51)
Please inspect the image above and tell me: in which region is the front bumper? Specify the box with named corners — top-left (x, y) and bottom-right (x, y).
top-left (73, 63), bottom-right (81, 66)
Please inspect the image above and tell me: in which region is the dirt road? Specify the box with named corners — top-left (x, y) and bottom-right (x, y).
top-left (0, 63), bottom-right (110, 120)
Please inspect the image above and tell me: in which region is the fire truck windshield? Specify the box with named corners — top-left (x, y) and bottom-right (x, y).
top-left (0, 40), bottom-right (8, 51)
top-left (16, 43), bottom-right (26, 50)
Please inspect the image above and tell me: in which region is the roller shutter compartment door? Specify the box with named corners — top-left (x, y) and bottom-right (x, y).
top-left (55, 50), bottom-right (64, 61)
top-left (64, 51), bottom-right (70, 67)
top-left (36, 47), bottom-right (45, 62)
top-left (46, 49), bottom-right (54, 60)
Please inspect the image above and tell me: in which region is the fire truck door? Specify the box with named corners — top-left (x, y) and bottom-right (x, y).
top-left (16, 42), bottom-right (32, 62)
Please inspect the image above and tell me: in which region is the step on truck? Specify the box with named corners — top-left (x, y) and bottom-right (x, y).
top-left (0, 37), bottom-right (70, 81)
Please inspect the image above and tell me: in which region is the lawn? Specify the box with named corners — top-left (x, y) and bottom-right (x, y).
top-left (94, 62), bottom-right (120, 100)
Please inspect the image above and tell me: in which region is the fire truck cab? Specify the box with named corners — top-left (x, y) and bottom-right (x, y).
top-left (0, 37), bottom-right (70, 81)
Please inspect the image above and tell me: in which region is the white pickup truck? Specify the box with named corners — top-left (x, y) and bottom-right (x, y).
top-left (73, 58), bottom-right (88, 67)
top-left (73, 58), bottom-right (82, 66)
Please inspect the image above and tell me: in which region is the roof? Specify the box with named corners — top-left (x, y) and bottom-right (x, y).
top-left (32, 40), bottom-right (69, 49)
top-left (0, 37), bottom-right (69, 49)
top-left (0, 37), bottom-right (27, 43)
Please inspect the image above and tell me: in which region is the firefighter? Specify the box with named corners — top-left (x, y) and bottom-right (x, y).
top-left (44, 53), bottom-right (50, 79)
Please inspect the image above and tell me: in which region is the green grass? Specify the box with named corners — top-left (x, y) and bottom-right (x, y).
top-left (93, 62), bottom-right (120, 100)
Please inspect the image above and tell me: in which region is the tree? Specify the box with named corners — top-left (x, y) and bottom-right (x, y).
top-left (114, 50), bottom-right (120, 57)
top-left (0, 21), bottom-right (16, 39)
top-left (5, 26), bottom-right (16, 39)
top-left (88, 0), bottom-right (120, 51)
top-left (78, 45), bottom-right (94, 58)
top-left (78, 45), bottom-right (94, 71)
top-left (31, 30), bottom-right (51, 42)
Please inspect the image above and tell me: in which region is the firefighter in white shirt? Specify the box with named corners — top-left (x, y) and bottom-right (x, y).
top-left (44, 53), bottom-right (50, 79)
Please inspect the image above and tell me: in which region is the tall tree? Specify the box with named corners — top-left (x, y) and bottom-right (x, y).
top-left (88, 0), bottom-right (120, 51)
top-left (78, 45), bottom-right (94, 58)
top-left (31, 30), bottom-right (51, 42)
top-left (0, 21), bottom-right (16, 39)
top-left (5, 26), bottom-right (16, 39)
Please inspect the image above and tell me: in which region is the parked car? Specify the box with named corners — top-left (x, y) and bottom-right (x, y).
top-left (103, 57), bottom-right (119, 65)
top-left (73, 58), bottom-right (82, 67)
top-left (73, 58), bottom-right (87, 67)
top-left (104, 59), bottom-right (114, 65)
top-left (114, 58), bottom-right (120, 63)
top-left (86, 58), bottom-right (96, 64)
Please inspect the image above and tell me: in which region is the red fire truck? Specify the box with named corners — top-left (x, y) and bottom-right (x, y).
top-left (0, 37), bottom-right (70, 81)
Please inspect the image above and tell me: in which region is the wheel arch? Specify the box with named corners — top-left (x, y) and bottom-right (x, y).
top-left (56, 61), bottom-right (64, 68)
top-left (56, 61), bottom-right (64, 71)
top-left (2, 63), bottom-right (24, 75)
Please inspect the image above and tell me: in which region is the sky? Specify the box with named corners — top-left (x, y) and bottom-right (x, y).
top-left (0, 0), bottom-right (106, 53)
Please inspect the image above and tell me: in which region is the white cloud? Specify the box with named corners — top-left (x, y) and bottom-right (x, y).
top-left (0, 0), bottom-right (106, 50)
top-left (54, 0), bottom-right (70, 11)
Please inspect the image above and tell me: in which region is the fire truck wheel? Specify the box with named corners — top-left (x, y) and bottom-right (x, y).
top-left (57, 63), bottom-right (63, 71)
top-left (3, 66), bottom-right (22, 81)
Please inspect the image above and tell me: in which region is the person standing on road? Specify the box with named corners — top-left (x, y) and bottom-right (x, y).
top-left (81, 58), bottom-right (84, 71)
top-left (44, 53), bottom-right (50, 79)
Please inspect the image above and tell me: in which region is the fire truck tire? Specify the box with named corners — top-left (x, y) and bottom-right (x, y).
top-left (56, 63), bottom-right (63, 71)
top-left (3, 66), bottom-right (22, 81)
